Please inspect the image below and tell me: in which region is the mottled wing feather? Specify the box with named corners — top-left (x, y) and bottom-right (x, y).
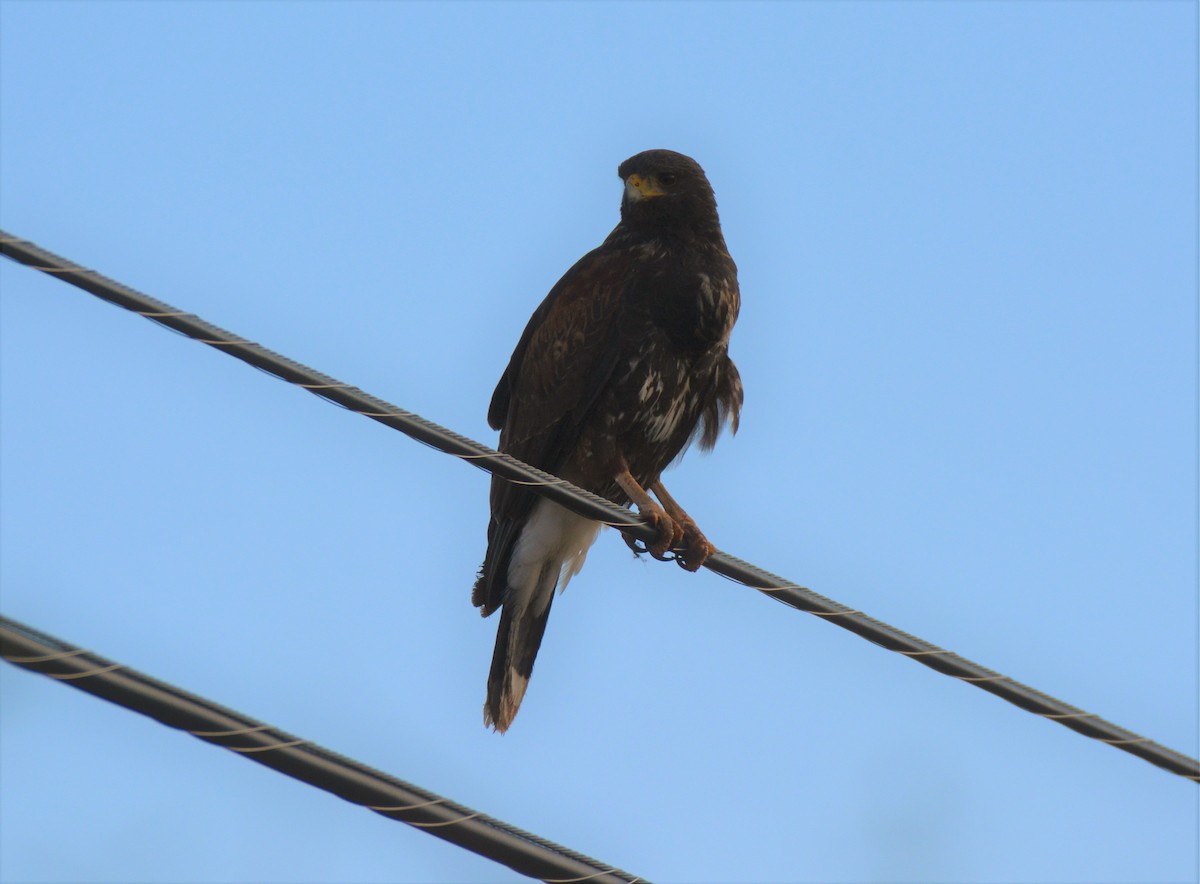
top-left (503, 259), bottom-right (625, 448)
top-left (474, 246), bottom-right (629, 615)
top-left (489, 247), bottom-right (622, 430)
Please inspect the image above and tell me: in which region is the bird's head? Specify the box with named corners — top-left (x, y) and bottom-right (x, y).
top-left (617, 149), bottom-right (720, 231)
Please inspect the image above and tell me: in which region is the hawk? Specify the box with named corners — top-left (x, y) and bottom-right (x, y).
top-left (474, 149), bottom-right (743, 732)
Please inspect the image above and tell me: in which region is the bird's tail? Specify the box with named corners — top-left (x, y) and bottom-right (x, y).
top-left (478, 498), bottom-right (601, 732)
top-left (483, 559), bottom-right (559, 732)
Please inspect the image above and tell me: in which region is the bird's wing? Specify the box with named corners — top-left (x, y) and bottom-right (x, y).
top-left (473, 245), bottom-right (629, 615)
top-left (490, 244), bottom-right (629, 477)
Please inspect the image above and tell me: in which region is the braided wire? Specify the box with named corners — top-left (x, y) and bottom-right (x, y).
top-left (2, 230), bottom-right (1195, 783)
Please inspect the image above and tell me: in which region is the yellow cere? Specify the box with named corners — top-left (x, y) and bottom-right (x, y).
top-left (626, 173), bottom-right (665, 199)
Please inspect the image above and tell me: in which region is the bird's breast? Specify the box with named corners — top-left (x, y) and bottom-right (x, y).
top-left (632, 244), bottom-right (738, 355)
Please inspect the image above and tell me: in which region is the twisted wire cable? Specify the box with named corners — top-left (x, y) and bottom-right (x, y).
top-left (0, 616), bottom-right (644, 883)
top-left (2, 230), bottom-right (1196, 784)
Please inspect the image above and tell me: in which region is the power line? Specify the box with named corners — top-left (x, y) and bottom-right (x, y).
top-left (0, 615), bottom-right (644, 883)
top-left (2, 230), bottom-right (1197, 785)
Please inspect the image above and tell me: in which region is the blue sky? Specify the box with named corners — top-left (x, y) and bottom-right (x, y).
top-left (1, 2), bottom-right (1195, 882)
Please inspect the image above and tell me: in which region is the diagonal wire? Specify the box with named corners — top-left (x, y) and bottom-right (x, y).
top-left (0, 615), bottom-right (644, 884)
top-left (1, 230), bottom-right (1197, 784)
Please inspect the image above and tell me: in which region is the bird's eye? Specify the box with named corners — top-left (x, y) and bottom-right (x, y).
top-left (658, 173), bottom-right (677, 186)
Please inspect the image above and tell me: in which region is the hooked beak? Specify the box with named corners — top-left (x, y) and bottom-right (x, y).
top-left (624, 173), bottom-right (665, 201)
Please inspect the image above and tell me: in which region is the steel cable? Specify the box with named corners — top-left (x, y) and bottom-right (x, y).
top-left (2, 230), bottom-right (1196, 784)
top-left (0, 615), bottom-right (644, 883)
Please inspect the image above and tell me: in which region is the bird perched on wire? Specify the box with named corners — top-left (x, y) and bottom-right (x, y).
top-left (473, 149), bottom-right (743, 732)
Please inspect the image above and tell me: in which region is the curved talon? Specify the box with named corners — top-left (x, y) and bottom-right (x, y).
top-left (614, 466), bottom-right (692, 565)
top-left (623, 533), bottom-right (646, 556)
top-left (648, 514), bottom-right (684, 561)
top-left (624, 513), bottom-right (686, 563)
top-left (674, 521), bottom-right (714, 572)
top-left (623, 535), bottom-right (677, 561)
top-left (623, 518), bottom-right (711, 571)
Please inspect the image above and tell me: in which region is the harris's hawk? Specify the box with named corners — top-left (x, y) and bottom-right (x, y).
top-left (474, 149), bottom-right (743, 732)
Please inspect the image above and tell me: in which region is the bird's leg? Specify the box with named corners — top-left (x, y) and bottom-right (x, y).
top-left (650, 480), bottom-right (715, 572)
top-left (614, 462), bottom-right (683, 561)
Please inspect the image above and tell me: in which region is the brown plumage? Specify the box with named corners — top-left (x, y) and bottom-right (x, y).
top-left (474, 149), bottom-right (743, 732)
